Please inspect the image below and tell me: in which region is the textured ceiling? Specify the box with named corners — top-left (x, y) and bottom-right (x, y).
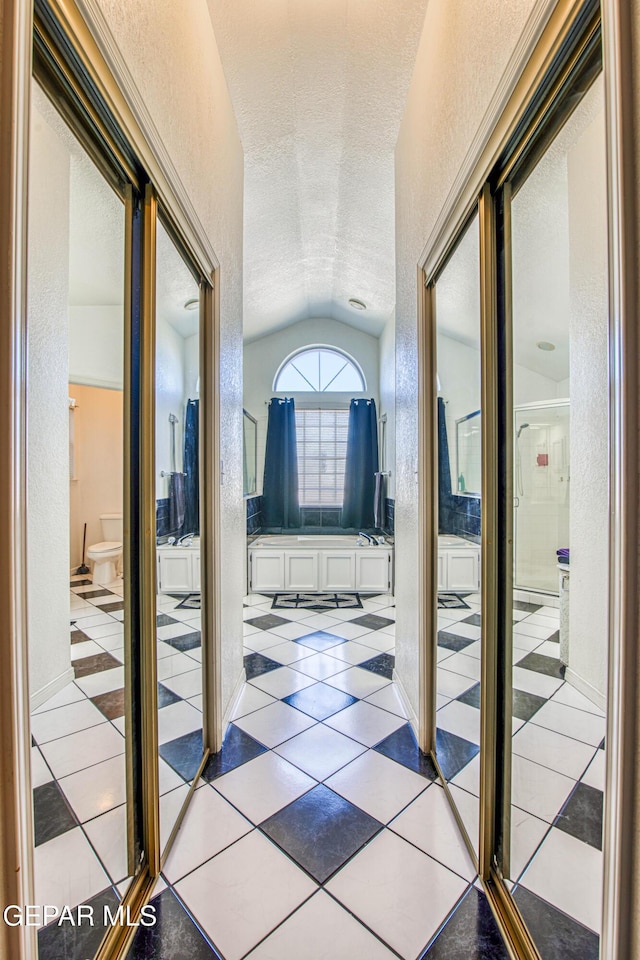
top-left (206, 0), bottom-right (430, 342)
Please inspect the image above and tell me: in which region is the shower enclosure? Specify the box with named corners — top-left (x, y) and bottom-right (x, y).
top-left (514, 399), bottom-right (570, 594)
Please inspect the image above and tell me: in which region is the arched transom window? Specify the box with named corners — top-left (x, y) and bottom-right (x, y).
top-left (273, 346), bottom-right (366, 392)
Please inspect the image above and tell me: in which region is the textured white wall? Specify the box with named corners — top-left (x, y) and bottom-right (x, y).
top-left (94, 0), bottom-right (245, 714)
top-left (27, 106), bottom-right (72, 701)
top-left (379, 316), bottom-right (396, 499)
top-left (243, 318), bottom-right (380, 497)
top-left (567, 97), bottom-right (608, 700)
top-left (395, 0), bottom-right (537, 715)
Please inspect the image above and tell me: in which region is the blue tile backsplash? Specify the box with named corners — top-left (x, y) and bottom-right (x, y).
top-left (438, 398), bottom-right (481, 542)
top-left (246, 495), bottom-right (264, 535)
top-left (156, 498), bottom-right (170, 539)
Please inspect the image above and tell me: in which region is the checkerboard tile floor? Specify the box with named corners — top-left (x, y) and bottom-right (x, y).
top-left (127, 593), bottom-right (509, 960)
top-left (437, 592), bottom-right (605, 957)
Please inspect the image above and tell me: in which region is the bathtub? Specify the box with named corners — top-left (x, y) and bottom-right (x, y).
top-left (438, 534), bottom-right (474, 549)
top-left (248, 534), bottom-right (394, 594)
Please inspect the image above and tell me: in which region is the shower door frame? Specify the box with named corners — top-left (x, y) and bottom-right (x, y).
top-left (513, 397), bottom-right (571, 596)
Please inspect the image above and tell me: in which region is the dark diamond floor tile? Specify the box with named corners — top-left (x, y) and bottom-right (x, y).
top-left (100, 600), bottom-right (125, 613)
top-left (70, 629), bottom-right (90, 644)
top-left (159, 728), bottom-right (204, 782)
top-left (158, 682), bottom-right (182, 708)
top-left (457, 683), bottom-right (481, 709)
top-left (513, 600), bottom-right (543, 614)
top-left (39, 886), bottom-right (121, 960)
top-left (70, 578), bottom-right (93, 587)
top-left (284, 682), bottom-right (357, 720)
top-left (91, 687), bottom-right (126, 720)
top-left (513, 886), bottom-right (599, 960)
top-left (245, 613), bottom-right (291, 630)
top-left (127, 888), bottom-right (221, 959)
top-left (157, 613), bottom-right (179, 627)
top-left (554, 782), bottom-right (603, 850)
top-left (244, 652), bottom-right (282, 679)
top-left (164, 630), bottom-right (201, 652)
top-left (461, 613), bottom-right (482, 627)
top-left (517, 651), bottom-right (565, 680)
top-left (359, 653), bottom-right (395, 679)
top-left (349, 613), bottom-right (394, 631)
top-left (73, 651), bottom-right (121, 679)
top-left (436, 728), bottom-right (480, 781)
top-left (422, 886), bottom-right (510, 959)
top-left (201, 724), bottom-right (267, 781)
top-left (78, 588), bottom-right (114, 599)
top-left (599, 738), bottom-right (605, 750)
top-left (33, 780), bottom-right (77, 846)
top-left (294, 630), bottom-right (347, 651)
top-left (260, 783), bottom-right (383, 883)
top-left (374, 724), bottom-right (438, 780)
top-left (438, 630), bottom-right (475, 653)
top-left (546, 629), bottom-right (560, 643)
top-left (512, 688), bottom-right (547, 722)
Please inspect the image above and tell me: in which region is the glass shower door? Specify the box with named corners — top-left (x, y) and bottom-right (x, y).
top-left (514, 402), bottom-right (570, 594)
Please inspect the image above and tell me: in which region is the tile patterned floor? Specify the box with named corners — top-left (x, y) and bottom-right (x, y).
top-left (437, 592), bottom-right (605, 956)
top-left (32, 575), bottom-right (203, 959)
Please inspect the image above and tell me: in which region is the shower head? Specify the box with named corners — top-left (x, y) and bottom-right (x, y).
top-left (516, 423), bottom-right (530, 438)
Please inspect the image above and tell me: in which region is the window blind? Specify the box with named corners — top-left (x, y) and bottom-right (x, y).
top-left (295, 408), bottom-right (349, 507)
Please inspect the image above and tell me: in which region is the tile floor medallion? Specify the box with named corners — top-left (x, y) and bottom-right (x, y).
top-left (33, 581), bottom-right (601, 959)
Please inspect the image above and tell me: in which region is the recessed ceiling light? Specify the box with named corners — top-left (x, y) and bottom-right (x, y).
top-left (348, 298), bottom-right (367, 311)
top-left (184, 297), bottom-right (199, 311)
top-left (537, 341), bottom-right (555, 351)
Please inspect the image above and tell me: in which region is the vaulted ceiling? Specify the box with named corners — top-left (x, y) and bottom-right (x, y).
top-left (206, 0), bottom-right (430, 342)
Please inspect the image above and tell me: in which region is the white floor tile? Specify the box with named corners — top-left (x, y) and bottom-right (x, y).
top-left (512, 666), bottom-right (564, 700)
top-left (530, 699), bottom-right (606, 747)
top-left (436, 669), bottom-right (477, 700)
top-left (32, 682), bottom-right (85, 714)
top-left (233, 700), bottom-right (316, 748)
top-left (188, 693), bottom-right (203, 712)
top-left (214, 751), bottom-right (316, 824)
top-left (157, 651), bottom-right (201, 682)
top-left (160, 785), bottom-right (190, 850)
top-left (326, 830), bottom-right (467, 960)
top-left (98, 632), bottom-right (127, 652)
top-left (356, 631), bottom-right (395, 653)
top-left (450, 754), bottom-right (480, 797)
top-left (82, 622), bottom-right (124, 642)
top-left (157, 622), bottom-right (196, 641)
top-left (244, 632), bottom-right (286, 654)
top-left (175, 830), bottom-right (316, 960)
top-left (31, 698), bottom-right (105, 745)
top-left (274, 724), bottom-right (367, 780)
top-left (512, 722), bottom-right (595, 780)
top-left (520, 827), bottom-right (603, 933)
top-left (157, 700), bottom-right (202, 745)
top-left (551, 682), bottom-right (606, 717)
top-left (364, 684), bottom-right (410, 718)
top-left (326, 750), bottom-right (427, 824)
top-left (74, 666), bottom-right (125, 698)
top-left (40, 721), bottom-right (124, 780)
top-left (58, 753), bottom-right (126, 823)
top-left (231, 684), bottom-right (277, 720)
top-left (507, 806), bottom-right (550, 881)
top-left (31, 747), bottom-right (53, 787)
top-left (70, 640), bottom-right (105, 661)
top-left (291, 653), bottom-right (348, 681)
top-left (435, 700), bottom-right (481, 746)
top-left (162, 785), bottom-right (252, 883)
top-left (582, 749), bottom-right (606, 792)
top-left (534, 640), bottom-right (564, 659)
top-left (512, 633), bottom-right (544, 654)
top-left (513, 622), bottom-right (558, 641)
top-left (328, 641), bottom-right (381, 666)
top-left (249, 666), bottom-right (317, 698)
top-left (83, 803), bottom-right (128, 883)
top-left (266, 622), bottom-right (318, 642)
top-left (71, 613), bottom-right (115, 630)
top-left (159, 757), bottom-right (184, 795)
top-left (447, 784), bottom-right (480, 855)
top-left (325, 666), bottom-right (391, 699)
top-left (297, 613), bottom-right (341, 630)
top-left (34, 827), bottom-right (110, 921)
top-left (317, 622), bottom-right (372, 641)
top-left (261, 640), bottom-right (316, 664)
top-left (324, 701), bottom-right (404, 747)
top-left (162, 668), bottom-right (203, 701)
top-left (245, 890), bottom-right (397, 960)
top-left (511, 753), bottom-right (576, 823)
top-left (437, 652), bottom-right (481, 681)
top-left (390, 783), bottom-right (476, 881)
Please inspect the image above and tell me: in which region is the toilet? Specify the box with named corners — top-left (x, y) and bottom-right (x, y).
top-left (87, 513), bottom-right (123, 586)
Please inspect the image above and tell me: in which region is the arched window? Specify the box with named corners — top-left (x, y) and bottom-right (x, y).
top-left (273, 346), bottom-right (365, 393)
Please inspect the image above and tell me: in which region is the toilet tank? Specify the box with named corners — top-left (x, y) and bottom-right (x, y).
top-left (100, 513), bottom-right (123, 542)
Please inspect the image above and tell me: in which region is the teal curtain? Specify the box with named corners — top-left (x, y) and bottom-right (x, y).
top-left (342, 398), bottom-right (379, 529)
top-left (183, 399), bottom-right (199, 535)
top-left (263, 397), bottom-right (300, 528)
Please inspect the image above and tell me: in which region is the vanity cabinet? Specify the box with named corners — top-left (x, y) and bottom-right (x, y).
top-left (437, 547), bottom-right (480, 592)
top-left (157, 547), bottom-right (201, 594)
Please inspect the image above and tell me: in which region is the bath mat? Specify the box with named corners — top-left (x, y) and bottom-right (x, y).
top-left (272, 593), bottom-right (363, 611)
top-left (175, 593), bottom-right (201, 610)
top-left (437, 593), bottom-right (470, 610)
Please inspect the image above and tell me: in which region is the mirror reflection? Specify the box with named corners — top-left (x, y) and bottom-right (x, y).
top-left (434, 211), bottom-right (482, 856)
top-left (154, 220), bottom-right (204, 852)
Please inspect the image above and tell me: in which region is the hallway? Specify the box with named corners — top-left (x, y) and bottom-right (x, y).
top-left (126, 593), bottom-right (508, 960)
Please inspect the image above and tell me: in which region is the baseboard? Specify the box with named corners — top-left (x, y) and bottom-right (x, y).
top-left (564, 668), bottom-right (606, 713)
top-left (221, 667), bottom-right (247, 738)
top-left (392, 669), bottom-right (419, 742)
top-left (31, 667), bottom-right (75, 713)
